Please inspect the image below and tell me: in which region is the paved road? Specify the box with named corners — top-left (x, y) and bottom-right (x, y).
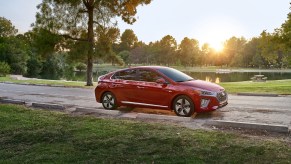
top-left (1, 83), bottom-right (291, 126)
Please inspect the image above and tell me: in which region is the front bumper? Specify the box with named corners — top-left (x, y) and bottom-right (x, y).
top-left (196, 91), bottom-right (228, 112)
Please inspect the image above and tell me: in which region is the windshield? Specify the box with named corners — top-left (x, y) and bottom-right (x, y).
top-left (157, 67), bottom-right (194, 82)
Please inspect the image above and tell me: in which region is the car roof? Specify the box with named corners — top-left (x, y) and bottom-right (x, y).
top-left (123, 66), bottom-right (169, 70)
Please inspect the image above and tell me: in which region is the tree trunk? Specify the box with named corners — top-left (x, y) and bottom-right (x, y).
top-left (86, 3), bottom-right (94, 86)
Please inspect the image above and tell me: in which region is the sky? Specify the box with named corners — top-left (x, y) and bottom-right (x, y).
top-left (0, 0), bottom-right (290, 50)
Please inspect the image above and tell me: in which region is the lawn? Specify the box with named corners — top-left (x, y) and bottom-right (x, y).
top-left (0, 76), bottom-right (96, 88)
top-left (0, 104), bottom-right (290, 163)
top-left (220, 79), bottom-right (291, 94)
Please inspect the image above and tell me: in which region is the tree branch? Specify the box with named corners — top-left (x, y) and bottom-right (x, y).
top-left (60, 34), bottom-right (88, 42)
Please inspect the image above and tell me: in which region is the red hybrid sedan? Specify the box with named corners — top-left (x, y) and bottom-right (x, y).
top-left (95, 66), bottom-right (228, 117)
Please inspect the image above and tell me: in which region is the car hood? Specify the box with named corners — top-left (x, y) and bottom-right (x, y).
top-left (180, 80), bottom-right (224, 92)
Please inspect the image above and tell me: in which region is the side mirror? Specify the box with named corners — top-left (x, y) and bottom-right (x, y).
top-left (156, 78), bottom-right (167, 85)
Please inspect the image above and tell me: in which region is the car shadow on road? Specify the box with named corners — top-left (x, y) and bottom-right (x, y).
top-left (193, 111), bottom-right (224, 119)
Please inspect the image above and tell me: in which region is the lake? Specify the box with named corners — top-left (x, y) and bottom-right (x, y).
top-left (67, 71), bottom-right (291, 83)
top-left (186, 72), bottom-right (291, 83)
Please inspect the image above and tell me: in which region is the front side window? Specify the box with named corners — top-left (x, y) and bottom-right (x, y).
top-left (157, 67), bottom-right (193, 82)
top-left (137, 69), bottom-right (161, 82)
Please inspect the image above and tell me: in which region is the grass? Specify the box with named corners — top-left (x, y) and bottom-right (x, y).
top-left (0, 104), bottom-right (291, 163)
top-left (220, 79), bottom-right (291, 94)
top-left (0, 76), bottom-right (96, 88)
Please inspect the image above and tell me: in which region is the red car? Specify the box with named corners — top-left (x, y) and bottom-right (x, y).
top-left (95, 66), bottom-right (228, 117)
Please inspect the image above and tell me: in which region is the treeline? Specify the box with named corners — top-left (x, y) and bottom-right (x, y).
top-left (113, 18), bottom-right (291, 68)
top-left (0, 17), bottom-right (76, 79)
top-left (0, 5), bottom-right (290, 80)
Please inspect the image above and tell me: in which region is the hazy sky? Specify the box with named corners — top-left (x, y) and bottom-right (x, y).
top-left (0, 0), bottom-right (290, 50)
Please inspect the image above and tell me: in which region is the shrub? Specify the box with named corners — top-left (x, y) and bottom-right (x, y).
top-left (26, 57), bottom-right (42, 78)
top-left (0, 61), bottom-right (10, 76)
top-left (75, 62), bottom-right (87, 72)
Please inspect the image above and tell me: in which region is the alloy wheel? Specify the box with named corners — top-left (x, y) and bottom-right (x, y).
top-left (102, 92), bottom-right (117, 110)
top-left (173, 95), bottom-right (194, 117)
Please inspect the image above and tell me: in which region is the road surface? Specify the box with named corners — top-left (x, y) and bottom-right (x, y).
top-left (0, 83), bottom-right (291, 126)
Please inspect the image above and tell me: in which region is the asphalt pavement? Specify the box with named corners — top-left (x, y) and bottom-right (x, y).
top-left (0, 83), bottom-right (291, 127)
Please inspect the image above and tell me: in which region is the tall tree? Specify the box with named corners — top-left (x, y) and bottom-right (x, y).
top-left (120, 29), bottom-right (138, 51)
top-left (159, 35), bottom-right (177, 66)
top-left (200, 43), bottom-right (216, 66)
top-left (222, 36), bottom-right (246, 67)
top-left (178, 37), bottom-right (200, 66)
top-left (35, 0), bottom-right (151, 86)
top-left (0, 17), bottom-right (18, 37)
top-left (0, 17), bottom-right (29, 74)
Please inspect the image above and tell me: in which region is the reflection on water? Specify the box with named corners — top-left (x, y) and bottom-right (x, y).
top-left (205, 76), bottom-right (221, 83)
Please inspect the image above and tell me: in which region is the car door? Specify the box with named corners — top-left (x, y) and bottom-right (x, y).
top-left (134, 69), bottom-right (173, 108)
top-left (110, 69), bottom-right (139, 102)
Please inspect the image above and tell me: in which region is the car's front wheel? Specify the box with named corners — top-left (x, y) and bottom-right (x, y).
top-left (101, 92), bottom-right (117, 110)
top-left (172, 95), bottom-right (194, 117)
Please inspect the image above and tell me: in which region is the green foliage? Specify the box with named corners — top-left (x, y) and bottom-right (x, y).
top-left (75, 62), bottom-right (86, 72)
top-left (35, 0), bottom-right (152, 86)
top-left (0, 61), bottom-right (10, 76)
top-left (118, 50), bottom-right (131, 65)
top-left (30, 28), bottom-right (63, 57)
top-left (222, 37), bottom-right (247, 67)
top-left (159, 35), bottom-right (177, 65)
top-left (40, 53), bottom-right (66, 80)
top-left (26, 57), bottom-right (42, 78)
top-left (0, 17), bottom-right (18, 37)
top-left (0, 35), bottom-right (29, 75)
top-left (120, 29), bottom-right (138, 51)
top-left (178, 37), bottom-right (200, 66)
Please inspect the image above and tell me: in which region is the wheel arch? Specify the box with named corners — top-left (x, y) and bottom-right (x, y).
top-left (170, 93), bottom-right (195, 110)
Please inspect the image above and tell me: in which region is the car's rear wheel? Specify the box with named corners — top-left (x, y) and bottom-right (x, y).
top-left (172, 95), bottom-right (194, 117)
top-left (101, 92), bottom-right (117, 110)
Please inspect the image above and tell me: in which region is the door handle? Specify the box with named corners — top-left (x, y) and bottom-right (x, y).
top-left (112, 84), bottom-right (121, 87)
top-left (137, 86), bottom-right (145, 89)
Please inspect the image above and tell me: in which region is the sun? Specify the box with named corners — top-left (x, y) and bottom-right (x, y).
top-left (209, 40), bottom-right (224, 52)
top-left (193, 17), bottom-right (245, 53)
top-left (203, 26), bottom-right (230, 52)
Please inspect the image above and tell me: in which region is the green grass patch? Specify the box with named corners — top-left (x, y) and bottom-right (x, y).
top-left (0, 104), bottom-right (290, 163)
top-left (220, 79), bottom-right (291, 94)
top-left (0, 76), bottom-right (95, 88)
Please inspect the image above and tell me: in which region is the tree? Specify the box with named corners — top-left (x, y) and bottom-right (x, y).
top-left (75, 62), bottom-right (87, 72)
top-left (178, 37), bottom-right (200, 66)
top-left (258, 31), bottom-right (278, 67)
top-left (241, 37), bottom-right (260, 67)
top-left (120, 29), bottom-right (138, 51)
top-left (0, 61), bottom-right (10, 76)
top-left (159, 35), bottom-right (177, 66)
top-left (200, 43), bottom-right (216, 66)
top-left (222, 36), bottom-right (246, 67)
top-left (35, 0), bottom-right (152, 86)
top-left (277, 6), bottom-right (291, 67)
top-left (0, 17), bottom-right (17, 37)
top-left (118, 50), bottom-right (131, 65)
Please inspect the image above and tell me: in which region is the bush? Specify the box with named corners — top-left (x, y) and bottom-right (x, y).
top-left (26, 57), bottom-right (42, 78)
top-left (40, 55), bottom-right (64, 80)
top-left (0, 61), bottom-right (10, 76)
top-left (75, 62), bottom-right (87, 72)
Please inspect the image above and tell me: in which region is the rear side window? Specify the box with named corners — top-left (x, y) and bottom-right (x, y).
top-left (112, 69), bottom-right (138, 80)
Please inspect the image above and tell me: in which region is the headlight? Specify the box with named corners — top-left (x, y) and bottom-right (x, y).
top-left (194, 89), bottom-right (216, 96)
top-left (201, 90), bottom-right (215, 96)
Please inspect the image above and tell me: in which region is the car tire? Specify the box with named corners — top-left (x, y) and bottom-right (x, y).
top-left (172, 95), bottom-right (194, 117)
top-left (101, 92), bottom-right (117, 110)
